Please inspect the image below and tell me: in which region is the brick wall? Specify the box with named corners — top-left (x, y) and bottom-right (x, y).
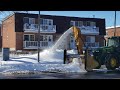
top-left (106, 27), bottom-right (120, 37)
top-left (2, 15), bottom-right (16, 51)
top-left (105, 27), bottom-right (120, 42)
top-left (16, 32), bottom-right (23, 50)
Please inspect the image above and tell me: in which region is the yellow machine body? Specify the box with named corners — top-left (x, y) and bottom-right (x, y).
top-left (72, 26), bottom-right (99, 71)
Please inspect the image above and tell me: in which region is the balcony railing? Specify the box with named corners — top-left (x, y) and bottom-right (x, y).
top-left (23, 41), bottom-right (53, 49)
top-left (23, 23), bottom-right (56, 33)
top-left (84, 42), bottom-right (99, 48)
top-left (79, 26), bottom-right (99, 35)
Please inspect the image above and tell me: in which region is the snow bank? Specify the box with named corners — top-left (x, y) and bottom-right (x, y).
top-left (0, 49), bottom-right (86, 74)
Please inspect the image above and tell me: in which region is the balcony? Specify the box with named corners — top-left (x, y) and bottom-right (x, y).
top-left (79, 26), bottom-right (99, 35)
top-left (84, 42), bottom-right (99, 48)
top-left (23, 41), bottom-right (53, 49)
top-left (23, 23), bottom-right (56, 33)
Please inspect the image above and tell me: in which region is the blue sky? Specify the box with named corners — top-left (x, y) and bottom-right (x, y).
top-left (0, 11), bottom-right (119, 27)
top-left (40, 11), bottom-right (119, 27)
top-left (31, 11), bottom-right (120, 27)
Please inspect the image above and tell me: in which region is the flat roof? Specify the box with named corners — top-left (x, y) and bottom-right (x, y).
top-left (106, 26), bottom-right (120, 29)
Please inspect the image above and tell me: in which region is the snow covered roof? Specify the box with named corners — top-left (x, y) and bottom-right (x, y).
top-left (106, 25), bottom-right (120, 29)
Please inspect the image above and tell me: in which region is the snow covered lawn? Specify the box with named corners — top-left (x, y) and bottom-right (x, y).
top-left (0, 49), bottom-right (87, 74)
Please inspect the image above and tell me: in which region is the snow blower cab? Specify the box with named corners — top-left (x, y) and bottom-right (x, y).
top-left (107, 36), bottom-right (120, 47)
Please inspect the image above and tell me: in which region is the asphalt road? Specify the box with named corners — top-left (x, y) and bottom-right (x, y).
top-left (1, 70), bottom-right (120, 79)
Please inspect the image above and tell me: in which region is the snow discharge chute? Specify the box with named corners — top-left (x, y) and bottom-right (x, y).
top-left (72, 26), bottom-right (84, 54)
top-left (51, 27), bottom-right (73, 51)
top-left (51, 26), bottom-right (84, 54)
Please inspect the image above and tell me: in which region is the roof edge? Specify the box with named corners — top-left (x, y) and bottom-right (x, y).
top-left (14, 12), bottom-right (105, 20)
top-left (2, 12), bottom-right (15, 22)
top-left (106, 25), bottom-right (120, 29)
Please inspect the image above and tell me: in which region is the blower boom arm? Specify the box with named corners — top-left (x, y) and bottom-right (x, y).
top-left (72, 26), bottom-right (84, 54)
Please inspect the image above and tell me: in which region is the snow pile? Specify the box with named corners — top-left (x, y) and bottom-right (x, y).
top-left (39, 49), bottom-right (64, 64)
top-left (0, 49), bottom-right (86, 74)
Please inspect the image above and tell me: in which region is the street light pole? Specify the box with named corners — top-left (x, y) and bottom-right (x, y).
top-left (38, 11), bottom-right (40, 62)
top-left (114, 11), bottom-right (116, 36)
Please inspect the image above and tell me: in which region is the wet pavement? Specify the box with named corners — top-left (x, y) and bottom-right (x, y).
top-left (0, 70), bottom-right (120, 79)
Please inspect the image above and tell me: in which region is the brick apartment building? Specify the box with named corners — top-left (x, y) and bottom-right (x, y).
top-left (1, 13), bottom-right (106, 52)
top-left (105, 26), bottom-right (120, 39)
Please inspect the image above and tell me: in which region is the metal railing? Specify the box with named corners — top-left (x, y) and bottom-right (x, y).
top-left (24, 23), bottom-right (56, 33)
top-left (23, 41), bottom-right (53, 49)
top-left (79, 26), bottom-right (99, 34)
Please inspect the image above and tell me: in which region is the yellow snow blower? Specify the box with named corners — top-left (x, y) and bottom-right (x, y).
top-left (64, 26), bottom-right (100, 71)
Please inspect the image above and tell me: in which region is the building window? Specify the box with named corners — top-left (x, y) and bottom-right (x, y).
top-left (83, 21), bottom-right (86, 26)
top-left (24, 35), bottom-right (29, 41)
top-left (90, 22), bottom-right (96, 27)
top-left (23, 17), bottom-right (29, 24)
top-left (70, 21), bottom-right (75, 26)
top-left (48, 20), bottom-right (53, 25)
top-left (48, 35), bottom-right (53, 42)
top-left (48, 36), bottom-right (52, 41)
top-left (86, 21), bottom-right (91, 26)
top-left (70, 21), bottom-right (83, 27)
top-left (40, 35), bottom-right (43, 41)
top-left (75, 21), bottom-right (79, 26)
top-left (86, 36), bottom-right (95, 43)
top-left (43, 19), bottom-right (47, 25)
top-left (29, 18), bottom-right (35, 24)
top-left (39, 35), bottom-right (53, 42)
top-left (79, 21), bottom-right (83, 26)
top-left (30, 35), bottom-right (35, 41)
top-left (23, 17), bottom-right (36, 24)
top-left (24, 34), bottom-right (35, 41)
top-left (40, 18), bottom-right (53, 25)
top-left (42, 26), bottom-right (46, 30)
top-left (43, 35), bottom-right (47, 41)
top-left (40, 18), bottom-right (43, 24)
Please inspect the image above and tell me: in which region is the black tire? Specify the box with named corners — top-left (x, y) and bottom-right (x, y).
top-left (105, 55), bottom-right (119, 70)
top-left (95, 60), bottom-right (101, 69)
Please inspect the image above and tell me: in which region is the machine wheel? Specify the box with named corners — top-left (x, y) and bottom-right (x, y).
top-left (105, 55), bottom-right (119, 70)
top-left (95, 60), bottom-right (101, 69)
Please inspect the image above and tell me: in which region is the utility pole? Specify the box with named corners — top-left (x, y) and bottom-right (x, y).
top-left (38, 11), bottom-right (40, 62)
top-left (114, 11), bottom-right (116, 36)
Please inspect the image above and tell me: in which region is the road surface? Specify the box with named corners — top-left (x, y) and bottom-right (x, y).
top-left (0, 70), bottom-right (120, 79)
